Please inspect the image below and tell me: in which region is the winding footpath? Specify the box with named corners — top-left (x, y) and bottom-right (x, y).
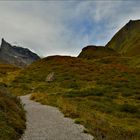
top-left (20, 95), bottom-right (94, 140)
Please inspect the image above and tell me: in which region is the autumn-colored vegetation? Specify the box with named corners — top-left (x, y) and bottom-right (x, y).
top-left (0, 20), bottom-right (140, 140)
top-left (106, 20), bottom-right (140, 57)
top-left (0, 84), bottom-right (25, 140)
top-left (9, 55), bottom-right (140, 140)
top-left (0, 64), bottom-right (25, 140)
top-left (78, 45), bottom-right (119, 59)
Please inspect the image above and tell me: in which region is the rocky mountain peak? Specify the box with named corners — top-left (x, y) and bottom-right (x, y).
top-left (1, 38), bottom-right (5, 44)
top-left (0, 38), bottom-right (10, 49)
top-left (0, 38), bottom-right (40, 67)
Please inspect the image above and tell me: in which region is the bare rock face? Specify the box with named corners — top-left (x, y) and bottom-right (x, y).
top-left (46, 72), bottom-right (55, 82)
top-left (0, 38), bottom-right (40, 67)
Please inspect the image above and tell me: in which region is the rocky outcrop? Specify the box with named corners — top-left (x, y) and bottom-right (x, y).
top-left (0, 38), bottom-right (40, 67)
top-left (46, 72), bottom-right (55, 82)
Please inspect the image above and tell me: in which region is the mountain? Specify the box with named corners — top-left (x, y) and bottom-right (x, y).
top-left (106, 19), bottom-right (140, 56)
top-left (0, 38), bottom-right (40, 67)
top-left (7, 19), bottom-right (140, 139)
top-left (78, 45), bottom-right (119, 59)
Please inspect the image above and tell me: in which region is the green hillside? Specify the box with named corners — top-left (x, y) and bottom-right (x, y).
top-left (10, 55), bottom-right (140, 140)
top-left (0, 84), bottom-right (25, 140)
top-left (0, 64), bottom-right (25, 140)
top-left (78, 45), bottom-right (119, 59)
top-left (106, 20), bottom-right (140, 56)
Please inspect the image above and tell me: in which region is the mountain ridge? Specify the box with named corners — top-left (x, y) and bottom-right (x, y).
top-left (106, 19), bottom-right (140, 56)
top-left (78, 45), bottom-right (119, 59)
top-left (0, 38), bottom-right (40, 67)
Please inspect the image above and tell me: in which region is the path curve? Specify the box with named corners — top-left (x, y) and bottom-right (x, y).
top-left (20, 95), bottom-right (94, 140)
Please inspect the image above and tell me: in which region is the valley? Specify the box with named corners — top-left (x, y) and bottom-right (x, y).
top-left (0, 19), bottom-right (140, 140)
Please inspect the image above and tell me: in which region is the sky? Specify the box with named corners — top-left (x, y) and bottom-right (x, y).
top-left (0, 0), bottom-right (140, 57)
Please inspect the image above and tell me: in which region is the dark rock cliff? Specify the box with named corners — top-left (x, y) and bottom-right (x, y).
top-left (0, 38), bottom-right (40, 67)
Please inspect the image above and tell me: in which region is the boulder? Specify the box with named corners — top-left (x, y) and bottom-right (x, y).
top-left (46, 72), bottom-right (55, 82)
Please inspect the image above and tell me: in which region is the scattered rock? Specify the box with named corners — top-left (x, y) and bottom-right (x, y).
top-left (46, 72), bottom-right (55, 82)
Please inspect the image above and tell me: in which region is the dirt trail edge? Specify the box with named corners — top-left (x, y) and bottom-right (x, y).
top-left (20, 95), bottom-right (94, 140)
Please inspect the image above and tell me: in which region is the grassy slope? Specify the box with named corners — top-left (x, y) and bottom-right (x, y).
top-left (106, 20), bottom-right (140, 57)
top-left (0, 85), bottom-right (26, 140)
top-left (78, 46), bottom-right (119, 59)
top-left (0, 64), bottom-right (26, 140)
top-left (11, 55), bottom-right (140, 140)
top-left (0, 64), bottom-right (21, 84)
top-left (129, 56), bottom-right (140, 68)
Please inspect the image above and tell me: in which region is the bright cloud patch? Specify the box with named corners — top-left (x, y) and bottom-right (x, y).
top-left (0, 1), bottom-right (139, 57)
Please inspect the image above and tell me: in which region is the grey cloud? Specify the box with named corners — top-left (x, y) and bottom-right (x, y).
top-left (0, 1), bottom-right (139, 57)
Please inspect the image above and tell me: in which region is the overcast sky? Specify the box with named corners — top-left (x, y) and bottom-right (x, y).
top-left (0, 1), bottom-right (140, 57)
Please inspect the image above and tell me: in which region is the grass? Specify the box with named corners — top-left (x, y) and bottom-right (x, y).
top-left (106, 20), bottom-right (140, 57)
top-left (0, 64), bottom-right (21, 85)
top-left (0, 84), bottom-right (26, 140)
top-left (9, 55), bottom-right (140, 140)
top-left (0, 64), bottom-right (26, 140)
top-left (119, 104), bottom-right (139, 113)
top-left (78, 46), bottom-right (119, 59)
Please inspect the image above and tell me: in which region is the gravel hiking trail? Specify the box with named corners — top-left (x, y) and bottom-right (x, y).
top-left (20, 95), bottom-right (94, 140)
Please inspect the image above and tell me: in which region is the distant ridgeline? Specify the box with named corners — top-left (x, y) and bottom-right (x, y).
top-left (0, 20), bottom-right (139, 66)
top-left (0, 38), bottom-right (40, 67)
top-left (78, 45), bottom-right (119, 59)
top-left (106, 20), bottom-right (140, 56)
top-left (79, 19), bottom-right (140, 59)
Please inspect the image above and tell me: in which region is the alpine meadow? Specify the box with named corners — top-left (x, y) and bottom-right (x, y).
top-left (0, 1), bottom-right (140, 140)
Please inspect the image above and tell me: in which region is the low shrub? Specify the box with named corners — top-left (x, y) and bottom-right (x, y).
top-left (0, 86), bottom-right (26, 140)
top-left (60, 80), bottom-right (79, 89)
top-left (64, 87), bottom-right (106, 98)
top-left (119, 104), bottom-right (139, 113)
